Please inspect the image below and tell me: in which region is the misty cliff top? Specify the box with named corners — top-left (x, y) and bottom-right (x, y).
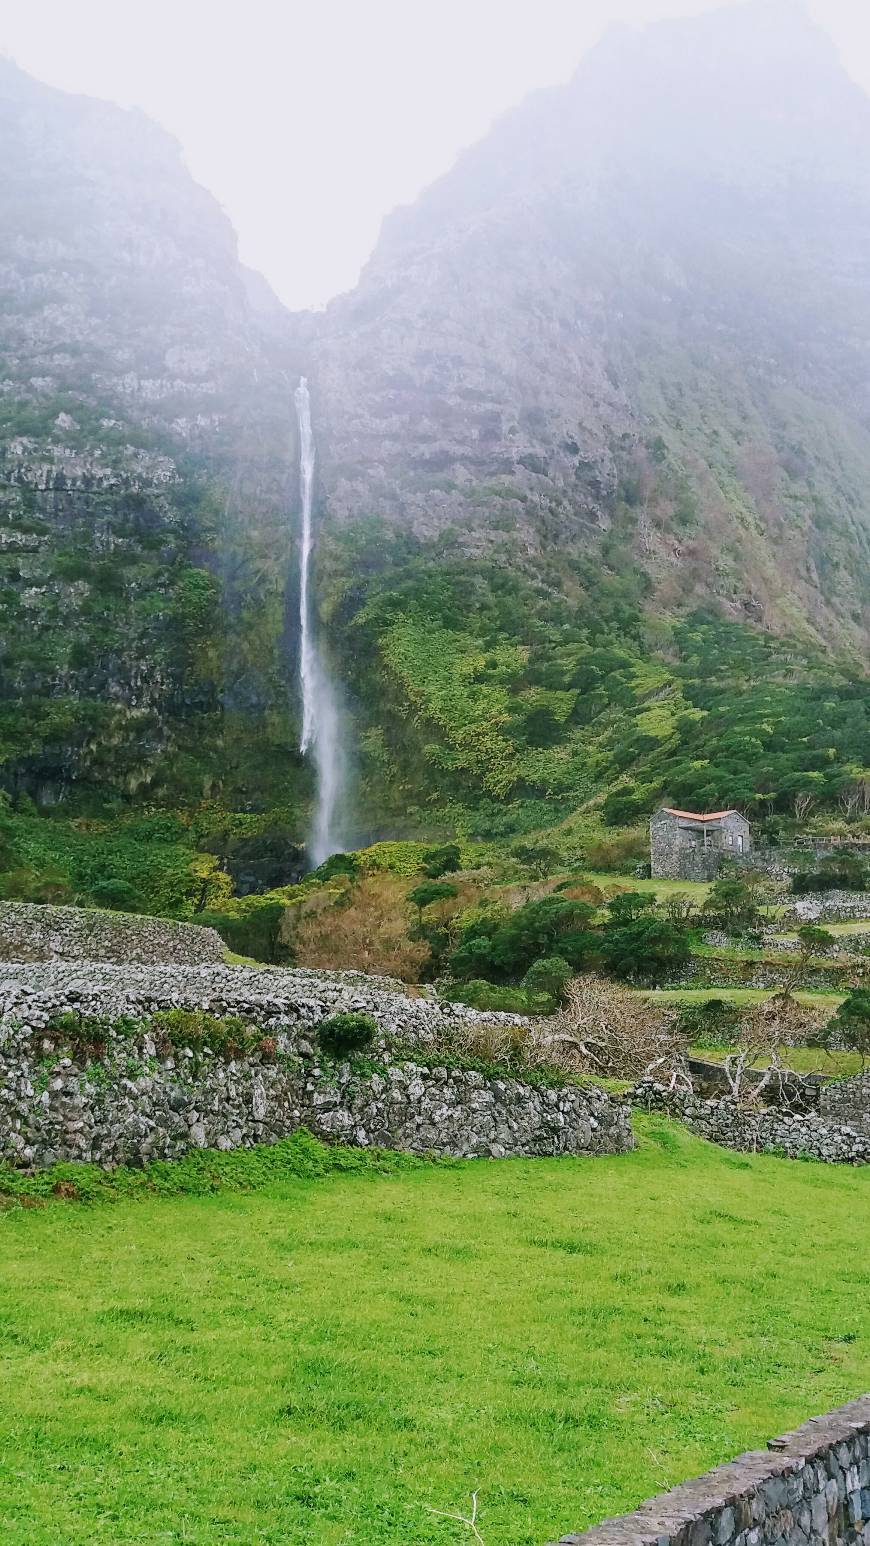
top-left (364, 0), bottom-right (870, 279)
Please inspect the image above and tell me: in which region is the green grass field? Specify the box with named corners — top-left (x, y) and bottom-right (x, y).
top-left (689, 1045), bottom-right (864, 1077)
top-left (643, 986), bottom-right (844, 1008)
top-left (2, 1122), bottom-right (870, 1546)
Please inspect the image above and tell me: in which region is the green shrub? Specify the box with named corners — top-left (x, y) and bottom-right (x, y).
top-left (317, 1012), bottom-right (378, 1060)
top-left (197, 901), bottom-right (286, 964)
top-left (407, 880), bottom-right (458, 914)
top-left (421, 844), bottom-right (462, 879)
top-left (439, 980), bottom-right (553, 1015)
top-left (90, 879), bottom-right (143, 912)
top-left (676, 996), bottom-right (743, 1047)
top-left (522, 955), bottom-right (573, 1001)
top-left (150, 1009), bottom-right (268, 1061)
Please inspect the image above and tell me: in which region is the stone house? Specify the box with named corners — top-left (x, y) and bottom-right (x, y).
top-left (650, 807), bottom-right (751, 881)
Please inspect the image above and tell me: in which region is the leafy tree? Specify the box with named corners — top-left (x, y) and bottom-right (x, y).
top-left (449, 896), bottom-right (594, 982)
top-left (407, 880), bottom-right (458, 918)
top-left (606, 891), bottom-right (657, 925)
top-left (704, 876), bottom-right (764, 934)
top-left (816, 990), bottom-right (870, 1067)
top-left (511, 843), bottom-right (562, 878)
top-left (599, 916), bottom-right (691, 985)
top-left (421, 844), bottom-right (462, 879)
top-left (782, 924), bottom-right (835, 995)
top-left (522, 955), bottom-right (573, 1001)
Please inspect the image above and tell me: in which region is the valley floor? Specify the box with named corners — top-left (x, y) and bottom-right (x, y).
top-left (1, 1121), bottom-right (869, 1546)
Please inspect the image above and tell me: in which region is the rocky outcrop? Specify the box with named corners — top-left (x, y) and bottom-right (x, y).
top-left (0, 59), bottom-right (302, 806)
top-left (311, 3), bottom-right (870, 651)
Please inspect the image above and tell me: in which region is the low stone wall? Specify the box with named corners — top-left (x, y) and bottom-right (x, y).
top-left (781, 893), bottom-right (870, 925)
top-left (0, 960), bottom-right (528, 1044)
top-left (0, 1022), bottom-right (633, 1168)
top-left (821, 1073), bottom-right (870, 1139)
top-left (0, 962), bottom-right (632, 1167)
top-left (679, 957), bottom-right (863, 991)
top-left (548, 1396), bottom-right (870, 1546)
top-left (0, 902), bottom-right (225, 966)
top-left (635, 1083), bottom-right (870, 1164)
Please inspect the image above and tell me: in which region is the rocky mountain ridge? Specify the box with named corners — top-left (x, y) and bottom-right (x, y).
top-left (1, 1), bottom-right (869, 859)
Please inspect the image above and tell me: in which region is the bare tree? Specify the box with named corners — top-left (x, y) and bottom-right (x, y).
top-left (722, 994), bottom-right (826, 1105)
top-left (548, 976), bottom-right (691, 1087)
top-left (793, 791), bottom-right (816, 823)
top-left (839, 784), bottom-right (862, 822)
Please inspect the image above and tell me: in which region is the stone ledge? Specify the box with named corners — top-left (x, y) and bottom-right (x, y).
top-left (547, 1397), bottom-right (870, 1546)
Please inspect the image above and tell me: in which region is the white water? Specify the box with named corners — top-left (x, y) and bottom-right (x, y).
top-left (294, 377), bottom-right (345, 868)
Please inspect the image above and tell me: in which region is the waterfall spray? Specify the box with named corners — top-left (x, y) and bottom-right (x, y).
top-left (294, 377), bottom-right (345, 868)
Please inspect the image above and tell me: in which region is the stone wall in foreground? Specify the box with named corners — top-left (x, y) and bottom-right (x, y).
top-left (0, 1007), bottom-right (633, 1168)
top-left (0, 902), bottom-right (225, 966)
top-left (548, 1396), bottom-right (870, 1546)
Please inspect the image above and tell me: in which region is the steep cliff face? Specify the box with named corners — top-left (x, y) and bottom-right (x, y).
top-left (313, 0), bottom-right (870, 651)
top-left (1, 5), bottom-right (869, 863)
top-left (0, 60), bottom-right (301, 807)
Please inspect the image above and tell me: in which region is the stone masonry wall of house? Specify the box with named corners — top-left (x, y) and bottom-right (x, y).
top-left (547, 1396), bottom-right (870, 1546)
top-left (0, 961), bottom-right (633, 1167)
top-left (634, 1082), bottom-right (870, 1163)
top-left (0, 901), bottom-right (225, 966)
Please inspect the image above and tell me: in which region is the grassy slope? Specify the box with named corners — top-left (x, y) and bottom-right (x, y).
top-left (644, 986), bottom-right (845, 1007)
top-left (2, 1121), bottom-right (870, 1546)
top-left (689, 1045), bottom-right (864, 1077)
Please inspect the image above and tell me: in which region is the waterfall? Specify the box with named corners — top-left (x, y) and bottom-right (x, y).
top-left (294, 376), bottom-right (345, 868)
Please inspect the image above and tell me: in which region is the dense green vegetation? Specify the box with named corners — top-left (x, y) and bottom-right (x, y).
top-left (318, 518), bottom-right (870, 838)
top-left (2, 1122), bottom-right (870, 1545)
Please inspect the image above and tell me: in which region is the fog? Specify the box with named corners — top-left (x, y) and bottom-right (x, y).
top-left (0, 0), bottom-right (868, 309)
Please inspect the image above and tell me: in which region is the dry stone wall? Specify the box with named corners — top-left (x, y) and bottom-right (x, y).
top-left (821, 1074), bottom-right (870, 1140)
top-left (636, 1083), bottom-right (870, 1164)
top-left (548, 1397), bottom-right (870, 1546)
top-left (0, 961), bottom-right (633, 1167)
top-left (0, 902), bottom-right (224, 966)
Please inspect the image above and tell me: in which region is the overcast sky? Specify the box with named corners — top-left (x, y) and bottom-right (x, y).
top-left (0, 0), bottom-right (866, 310)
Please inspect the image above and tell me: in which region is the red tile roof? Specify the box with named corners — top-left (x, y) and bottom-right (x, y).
top-left (661, 807), bottom-right (740, 822)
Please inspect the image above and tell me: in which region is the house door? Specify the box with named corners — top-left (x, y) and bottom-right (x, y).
top-left (736, 834), bottom-right (744, 853)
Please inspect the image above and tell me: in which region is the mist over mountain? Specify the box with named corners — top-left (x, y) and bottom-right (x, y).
top-left (314, 0), bottom-right (870, 650)
top-left (0, 0), bottom-right (868, 889)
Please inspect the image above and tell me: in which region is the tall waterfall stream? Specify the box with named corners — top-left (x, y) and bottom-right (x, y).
top-left (294, 376), bottom-right (345, 867)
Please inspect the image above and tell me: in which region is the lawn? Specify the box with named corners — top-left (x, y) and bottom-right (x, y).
top-left (2, 1124), bottom-right (870, 1546)
top-left (689, 1045), bottom-right (865, 1077)
top-left (643, 986), bottom-right (845, 1008)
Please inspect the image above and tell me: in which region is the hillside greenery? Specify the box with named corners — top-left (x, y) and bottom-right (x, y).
top-left (317, 518), bottom-right (870, 840)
